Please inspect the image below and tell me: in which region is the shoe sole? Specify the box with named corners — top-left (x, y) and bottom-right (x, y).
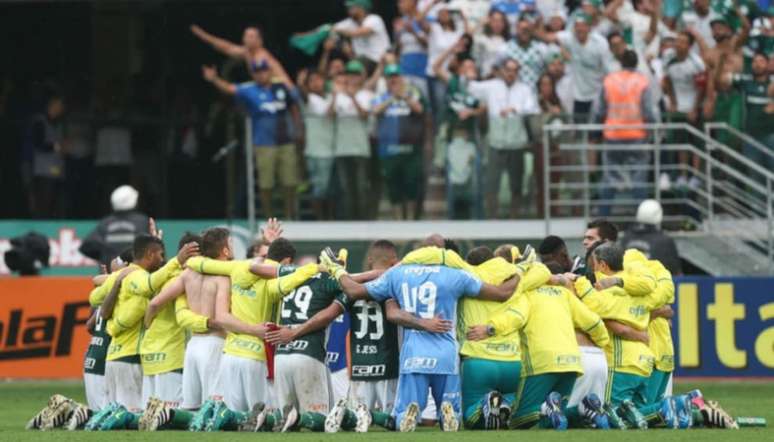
top-left (399, 403), bottom-right (419, 432)
top-left (42, 399), bottom-right (73, 431)
top-left (325, 401), bottom-right (346, 433)
top-left (441, 401), bottom-right (459, 432)
top-left (354, 404), bottom-right (371, 433)
top-left (484, 392), bottom-right (502, 430)
top-left (139, 398), bottom-right (162, 431)
top-left (281, 407), bottom-right (298, 433)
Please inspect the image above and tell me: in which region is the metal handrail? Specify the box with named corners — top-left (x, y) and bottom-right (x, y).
top-left (705, 122), bottom-right (774, 163)
top-left (541, 121), bottom-right (774, 272)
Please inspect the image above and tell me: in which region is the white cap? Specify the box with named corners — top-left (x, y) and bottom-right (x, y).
top-left (111, 185), bottom-right (138, 211)
top-left (636, 199), bottom-right (663, 226)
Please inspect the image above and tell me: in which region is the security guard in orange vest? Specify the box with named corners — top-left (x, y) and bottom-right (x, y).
top-left (595, 49), bottom-right (655, 216)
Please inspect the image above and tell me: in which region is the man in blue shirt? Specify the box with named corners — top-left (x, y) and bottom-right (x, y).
top-left (321, 250), bottom-right (519, 432)
top-left (202, 60), bottom-right (301, 219)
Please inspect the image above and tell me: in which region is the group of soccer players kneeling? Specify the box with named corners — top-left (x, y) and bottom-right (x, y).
top-left (27, 218), bottom-right (740, 432)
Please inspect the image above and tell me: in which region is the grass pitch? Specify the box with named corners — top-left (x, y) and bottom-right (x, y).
top-left (1, 380), bottom-right (771, 441)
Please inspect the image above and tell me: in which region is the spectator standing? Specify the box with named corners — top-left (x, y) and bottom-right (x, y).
top-left (395, 0), bottom-right (430, 97)
top-left (301, 70), bottom-right (336, 220)
top-left (538, 12), bottom-right (615, 121)
top-left (620, 199), bottom-right (683, 275)
top-left (662, 31), bottom-right (706, 189)
top-left (469, 58), bottom-right (540, 218)
top-left (596, 49), bottom-right (655, 215)
top-left (202, 60), bottom-right (302, 219)
top-left (682, 0), bottom-right (722, 50)
top-left (546, 55), bottom-right (574, 114)
top-left (472, 9), bottom-right (511, 78)
top-left (332, 0), bottom-right (391, 72)
top-left (333, 60), bottom-right (374, 219)
top-left (425, 3), bottom-right (467, 118)
top-left (25, 94), bottom-right (66, 218)
top-left (79, 185), bottom-right (149, 267)
top-left (373, 64), bottom-right (429, 220)
top-left (506, 16), bottom-right (551, 91)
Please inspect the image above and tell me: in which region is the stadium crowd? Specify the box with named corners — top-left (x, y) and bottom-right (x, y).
top-left (26, 217), bottom-right (739, 432)
top-left (4, 0), bottom-right (774, 221)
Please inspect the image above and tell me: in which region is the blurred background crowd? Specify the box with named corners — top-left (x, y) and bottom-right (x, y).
top-left (1, 0), bottom-right (772, 222)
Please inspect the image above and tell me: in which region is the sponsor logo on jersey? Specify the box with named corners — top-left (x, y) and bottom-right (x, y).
top-left (142, 352), bottom-right (168, 363)
top-left (403, 357), bottom-right (437, 370)
top-left (352, 364), bottom-right (387, 377)
top-left (326, 351), bottom-right (341, 364)
top-left (278, 340), bottom-right (309, 351)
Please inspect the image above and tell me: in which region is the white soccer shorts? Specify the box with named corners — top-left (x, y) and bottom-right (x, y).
top-left (142, 372), bottom-right (183, 406)
top-left (181, 335), bottom-right (224, 409)
top-left (348, 378), bottom-right (398, 413)
top-left (568, 346), bottom-right (609, 407)
top-left (104, 361), bottom-right (143, 411)
top-left (83, 373), bottom-right (108, 411)
top-left (211, 354), bottom-right (270, 412)
top-left (274, 353), bottom-right (332, 414)
top-left (330, 368), bottom-right (350, 405)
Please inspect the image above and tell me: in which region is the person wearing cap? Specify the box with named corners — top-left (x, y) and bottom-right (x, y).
top-left (80, 185), bottom-right (150, 267)
top-left (468, 57), bottom-right (540, 218)
top-left (202, 60), bottom-right (302, 219)
top-left (333, 59), bottom-right (374, 219)
top-left (331, 0), bottom-right (391, 70)
top-left (536, 11), bottom-right (615, 122)
top-left (373, 64), bottom-right (430, 219)
top-left (620, 199), bottom-right (682, 275)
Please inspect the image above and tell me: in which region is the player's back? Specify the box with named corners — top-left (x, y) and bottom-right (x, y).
top-left (182, 269), bottom-right (223, 323)
top-left (375, 264), bottom-right (482, 375)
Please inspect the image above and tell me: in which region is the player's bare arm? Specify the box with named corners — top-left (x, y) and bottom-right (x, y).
top-left (605, 320), bottom-right (649, 344)
top-left (144, 274), bottom-right (185, 328)
top-left (384, 299), bottom-right (453, 333)
top-left (213, 281), bottom-right (268, 338)
top-left (476, 275), bottom-right (520, 302)
top-left (651, 305), bottom-right (674, 320)
top-left (190, 24), bottom-right (246, 58)
top-left (266, 302), bottom-right (345, 345)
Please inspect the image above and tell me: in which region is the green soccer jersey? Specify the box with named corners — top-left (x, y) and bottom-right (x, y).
top-left (348, 300), bottom-right (399, 381)
top-left (275, 272), bottom-right (348, 363)
top-left (732, 73), bottom-right (773, 138)
top-left (84, 310), bottom-right (111, 376)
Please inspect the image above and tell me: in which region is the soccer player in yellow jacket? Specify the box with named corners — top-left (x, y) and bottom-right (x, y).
top-left (92, 234), bottom-right (198, 430)
top-left (579, 242), bottom-right (689, 430)
top-left (471, 263), bottom-right (609, 431)
top-left (184, 237), bottom-right (323, 431)
top-left (401, 242), bottom-right (550, 430)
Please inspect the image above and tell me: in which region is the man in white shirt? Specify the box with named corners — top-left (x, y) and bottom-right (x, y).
top-left (681, 0), bottom-right (722, 50)
top-left (333, 0), bottom-right (391, 71)
top-left (469, 58), bottom-right (540, 218)
top-left (302, 71), bottom-right (335, 220)
top-left (538, 12), bottom-right (615, 121)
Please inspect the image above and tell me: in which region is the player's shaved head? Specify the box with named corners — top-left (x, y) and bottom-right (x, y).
top-left (368, 239), bottom-right (398, 270)
top-left (494, 243), bottom-right (518, 262)
top-left (466, 246), bottom-right (493, 266)
top-left (201, 227), bottom-right (231, 259)
top-left (421, 233), bottom-right (445, 248)
top-left (538, 235), bottom-right (571, 272)
top-left (267, 238), bottom-right (296, 263)
top-left (133, 234), bottom-right (164, 259)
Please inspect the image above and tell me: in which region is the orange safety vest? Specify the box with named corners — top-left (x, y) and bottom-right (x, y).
top-left (602, 70), bottom-right (649, 140)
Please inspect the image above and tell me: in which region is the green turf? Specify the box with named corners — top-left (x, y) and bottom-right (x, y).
top-left (1, 380), bottom-right (771, 441)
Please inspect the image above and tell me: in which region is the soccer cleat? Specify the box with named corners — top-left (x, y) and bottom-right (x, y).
top-left (238, 402), bottom-right (266, 432)
top-left (148, 403), bottom-right (173, 432)
top-left (603, 403), bottom-right (627, 430)
top-left (84, 402), bottom-right (120, 431)
top-left (687, 389), bottom-right (705, 409)
top-left (659, 397), bottom-right (678, 429)
top-left (703, 400), bottom-right (738, 430)
top-left (26, 404), bottom-right (50, 430)
top-left (354, 403), bottom-right (372, 433)
top-left (28, 394), bottom-right (72, 431)
top-left (188, 399), bottom-right (215, 431)
top-left (581, 393), bottom-right (610, 429)
top-left (541, 391), bottom-right (568, 431)
top-left (673, 395), bottom-right (693, 429)
top-left (206, 400), bottom-right (232, 432)
top-left (66, 403), bottom-right (91, 431)
top-left (399, 402), bottom-right (419, 432)
top-left (482, 391), bottom-right (503, 430)
top-left (279, 405), bottom-right (298, 433)
top-left (99, 405), bottom-right (130, 431)
top-left (139, 397), bottom-right (163, 431)
top-left (325, 399), bottom-right (347, 433)
top-left (498, 401), bottom-right (512, 429)
top-left (440, 401), bottom-right (459, 432)
top-left (619, 400), bottom-right (647, 430)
